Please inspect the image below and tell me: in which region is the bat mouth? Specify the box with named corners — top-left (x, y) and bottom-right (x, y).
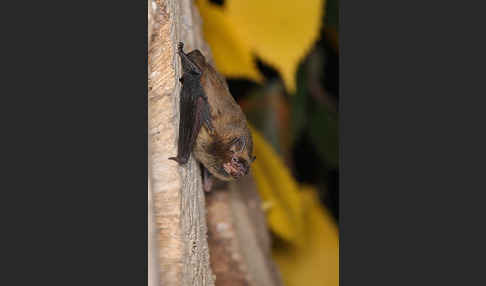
top-left (223, 157), bottom-right (249, 179)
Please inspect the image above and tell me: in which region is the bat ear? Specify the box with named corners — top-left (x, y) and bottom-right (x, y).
top-left (230, 137), bottom-right (247, 152)
top-left (229, 137), bottom-right (241, 145)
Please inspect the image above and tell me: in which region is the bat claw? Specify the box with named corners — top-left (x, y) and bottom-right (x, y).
top-left (169, 156), bottom-right (187, 165)
top-left (202, 166), bottom-right (213, 192)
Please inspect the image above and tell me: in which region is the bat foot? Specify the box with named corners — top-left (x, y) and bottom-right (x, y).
top-left (177, 42), bottom-right (202, 75)
top-left (203, 178), bottom-right (213, 192)
top-left (202, 165), bottom-right (213, 192)
top-left (169, 156), bottom-right (187, 165)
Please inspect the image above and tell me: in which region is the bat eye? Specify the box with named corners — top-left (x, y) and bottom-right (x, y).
top-left (251, 156), bottom-right (256, 162)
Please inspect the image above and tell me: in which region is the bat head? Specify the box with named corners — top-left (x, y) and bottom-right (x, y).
top-left (222, 136), bottom-right (255, 179)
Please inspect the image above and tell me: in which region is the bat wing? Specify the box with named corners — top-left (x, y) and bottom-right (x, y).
top-left (168, 81), bottom-right (204, 164)
top-left (169, 43), bottom-right (213, 165)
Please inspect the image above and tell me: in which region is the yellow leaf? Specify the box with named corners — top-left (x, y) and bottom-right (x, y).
top-left (195, 0), bottom-right (263, 82)
top-left (250, 125), bottom-right (304, 245)
top-left (273, 186), bottom-right (339, 286)
top-left (196, 0), bottom-right (324, 93)
top-left (226, 0), bottom-right (325, 93)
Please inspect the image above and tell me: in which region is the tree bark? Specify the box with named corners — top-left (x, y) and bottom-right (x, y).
top-left (206, 178), bottom-right (284, 286)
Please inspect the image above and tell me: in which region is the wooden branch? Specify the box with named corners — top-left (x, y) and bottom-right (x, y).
top-left (148, 0), bottom-right (214, 285)
top-left (148, 166), bottom-right (160, 286)
top-left (206, 178), bottom-right (284, 286)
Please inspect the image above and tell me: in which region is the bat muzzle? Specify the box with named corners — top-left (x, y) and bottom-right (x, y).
top-left (223, 157), bottom-right (249, 179)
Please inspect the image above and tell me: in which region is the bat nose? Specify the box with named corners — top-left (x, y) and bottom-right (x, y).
top-left (239, 161), bottom-right (249, 177)
top-left (228, 157), bottom-right (250, 178)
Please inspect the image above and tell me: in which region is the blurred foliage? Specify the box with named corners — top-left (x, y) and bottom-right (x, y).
top-left (196, 0), bottom-right (325, 93)
top-left (242, 83), bottom-right (292, 161)
top-left (252, 127), bottom-right (339, 285)
top-left (196, 0), bottom-right (339, 285)
top-left (324, 0), bottom-right (339, 53)
top-left (250, 126), bottom-right (304, 244)
top-left (309, 106), bottom-right (339, 168)
top-left (293, 57), bottom-right (339, 168)
top-left (273, 186), bottom-right (339, 286)
top-left (325, 0), bottom-right (338, 27)
top-left (196, 0), bottom-right (263, 82)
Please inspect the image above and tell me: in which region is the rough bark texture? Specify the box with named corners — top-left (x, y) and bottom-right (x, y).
top-left (206, 178), bottom-right (284, 286)
top-left (148, 168), bottom-right (160, 286)
top-left (148, 1), bottom-right (159, 286)
top-left (148, 0), bottom-right (214, 285)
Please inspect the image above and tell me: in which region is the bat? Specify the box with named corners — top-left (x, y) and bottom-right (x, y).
top-left (169, 42), bottom-right (255, 191)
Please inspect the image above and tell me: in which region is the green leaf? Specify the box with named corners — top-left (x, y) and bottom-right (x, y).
top-left (290, 62), bottom-right (309, 143)
top-left (308, 104), bottom-right (339, 168)
top-left (325, 0), bottom-right (339, 29)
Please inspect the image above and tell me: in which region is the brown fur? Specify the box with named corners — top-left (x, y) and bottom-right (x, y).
top-left (187, 50), bottom-right (254, 181)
